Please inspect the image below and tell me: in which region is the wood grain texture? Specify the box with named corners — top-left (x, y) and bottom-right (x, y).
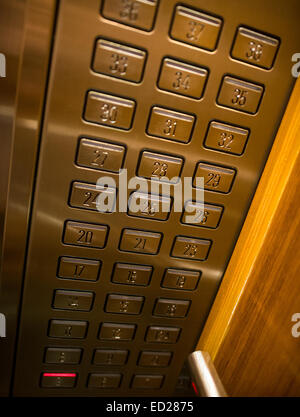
top-left (197, 78), bottom-right (300, 396)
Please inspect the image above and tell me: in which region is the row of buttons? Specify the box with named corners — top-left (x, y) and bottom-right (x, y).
top-left (48, 320), bottom-right (181, 343)
top-left (93, 38), bottom-right (270, 108)
top-left (44, 347), bottom-right (172, 367)
top-left (41, 371), bottom-right (165, 389)
top-left (84, 77), bottom-right (263, 140)
top-left (62, 228), bottom-right (211, 259)
top-left (77, 127), bottom-right (248, 179)
top-left (58, 258), bottom-right (201, 290)
top-left (67, 196), bottom-right (224, 226)
top-left (72, 155), bottom-right (236, 197)
top-left (52, 289), bottom-right (191, 317)
top-left (100, 2), bottom-right (279, 70)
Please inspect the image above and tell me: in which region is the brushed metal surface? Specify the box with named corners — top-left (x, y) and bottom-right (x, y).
top-left (0, 0), bottom-right (55, 396)
top-left (12, 0), bottom-right (300, 397)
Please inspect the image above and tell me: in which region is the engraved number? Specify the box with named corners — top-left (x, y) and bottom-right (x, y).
top-left (99, 103), bottom-right (118, 123)
top-left (246, 41), bottom-right (263, 61)
top-left (205, 173), bottom-right (221, 188)
top-left (109, 53), bottom-right (128, 75)
top-left (92, 150), bottom-right (108, 167)
top-left (151, 355), bottom-right (160, 365)
top-left (141, 200), bottom-right (158, 216)
top-left (106, 353), bottom-right (114, 364)
top-left (163, 119), bottom-right (177, 136)
top-left (183, 243), bottom-right (198, 257)
top-left (127, 270), bottom-right (137, 283)
top-left (186, 20), bottom-right (204, 41)
top-left (67, 296), bottom-right (79, 309)
top-left (112, 328), bottom-right (122, 339)
top-left (134, 237), bottom-right (147, 250)
top-left (152, 161), bottom-right (168, 177)
top-left (73, 264), bottom-right (85, 277)
top-left (120, 0), bottom-right (139, 21)
top-left (232, 88), bottom-right (248, 106)
top-left (166, 304), bottom-right (177, 316)
top-left (83, 191), bottom-right (99, 206)
top-left (64, 326), bottom-right (73, 337)
top-left (172, 71), bottom-right (190, 90)
top-left (176, 276), bottom-right (186, 288)
top-left (218, 132), bottom-right (234, 151)
top-left (119, 300), bottom-right (129, 313)
top-left (155, 330), bottom-right (169, 341)
top-left (77, 229), bottom-right (93, 244)
top-left (194, 209), bottom-right (210, 224)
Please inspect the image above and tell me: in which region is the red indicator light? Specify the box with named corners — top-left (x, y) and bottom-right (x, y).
top-left (192, 381), bottom-right (199, 396)
top-left (43, 373), bottom-right (76, 378)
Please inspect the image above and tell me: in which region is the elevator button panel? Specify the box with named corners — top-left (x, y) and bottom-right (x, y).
top-left (12, 0), bottom-right (299, 397)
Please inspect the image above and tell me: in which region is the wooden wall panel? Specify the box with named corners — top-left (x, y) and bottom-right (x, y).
top-left (197, 78), bottom-right (300, 396)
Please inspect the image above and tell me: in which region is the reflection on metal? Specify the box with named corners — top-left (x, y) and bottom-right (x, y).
top-left (188, 351), bottom-right (227, 397)
top-left (0, 0), bottom-right (55, 396)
